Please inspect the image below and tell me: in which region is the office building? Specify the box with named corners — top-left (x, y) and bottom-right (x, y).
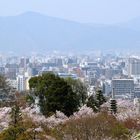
top-left (128, 58), bottom-right (140, 76)
top-left (112, 78), bottom-right (134, 98)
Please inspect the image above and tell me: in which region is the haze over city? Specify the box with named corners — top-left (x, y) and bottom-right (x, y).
top-left (0, 0), bottom-right (140, 24)
top-left (0, 1), bottom-right (140, 140)
top-left (0, 1), bottom-right (139, 54)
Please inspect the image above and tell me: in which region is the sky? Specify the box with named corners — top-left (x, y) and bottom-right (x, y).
top-left (0, 0), bottom-right (140, 24)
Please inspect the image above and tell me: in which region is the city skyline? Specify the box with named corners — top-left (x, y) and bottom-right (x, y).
top-left (0, 1), bottom-right (140, 139)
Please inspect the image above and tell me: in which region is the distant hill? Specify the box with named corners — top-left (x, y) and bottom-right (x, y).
top-left (118, 17), bottom-right (140, 31)
top-left (0, 12), bottom-right (140, 54)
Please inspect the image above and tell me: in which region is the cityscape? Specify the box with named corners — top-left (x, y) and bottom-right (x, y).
top-left (0, 52), bottom-right (140, 100)
top-left (0, 51), bottom-right (140, 139)
top-left (0, 0), bottom-right (140, 140)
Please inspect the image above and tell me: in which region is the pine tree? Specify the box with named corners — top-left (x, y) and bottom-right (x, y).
top-left (87, 95), bottom-right (98, 112)
top-left (95, 89), bottom-right (106, 111)
top-left (0, 103), bottom-right (25, 140)
top-left (87, 89), bottom-right (106, 112)
top-left (29, 73), bottom-right (80, 116)
top-left (10, 104), bottom-right (22, 126)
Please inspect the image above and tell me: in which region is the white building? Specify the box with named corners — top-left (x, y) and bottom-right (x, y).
top-left (58, 72), bottom-right (78, 79)
top-left (112, 78), bottom-right (134, 98)
top-left (17, 75), bottom-right (26, 91)
top-left (103, 80), bottom-right (112, 95)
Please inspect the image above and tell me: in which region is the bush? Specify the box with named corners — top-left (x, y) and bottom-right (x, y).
top-left (53, 112), bottom-right (130, 140)
top-left (123, 117), bottom-right (140, 131)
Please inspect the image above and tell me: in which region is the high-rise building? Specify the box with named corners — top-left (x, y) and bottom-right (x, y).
top-left (128, 58), bottom-right (140, 76)
top-left (19, 57), bottom-right (29, 69)
top-left (17, 75), bottom-right (26, 91)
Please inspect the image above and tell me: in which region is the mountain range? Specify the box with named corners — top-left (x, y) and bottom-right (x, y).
top-left (0, 12), bottom-right (140, 54)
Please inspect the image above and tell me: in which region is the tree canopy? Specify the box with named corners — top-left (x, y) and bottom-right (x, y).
top-left (65, 77), bottom-right (88, 106)
top-left (29, 73), bottom-right (80, 116)
top-left (0, 75), bottom-right (10, 92)
top-left (87, 89), bottom-right (106, 112)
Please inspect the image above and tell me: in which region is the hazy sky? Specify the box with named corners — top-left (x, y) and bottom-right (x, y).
top-left (0, 0), bottom-right (140, 24)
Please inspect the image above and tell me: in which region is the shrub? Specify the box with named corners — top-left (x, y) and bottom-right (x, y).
top-left (53, 112), bottom-right (130, 140)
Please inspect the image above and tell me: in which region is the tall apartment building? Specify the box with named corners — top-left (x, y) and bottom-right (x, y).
top-left (19, 57), bottom-right (29, 69)
top-left (112, 78), bottom-right (134, 98)
top-left (17, 75), bottom-right (26, 91)
top-left (128, 58), bottom-right (140, 76)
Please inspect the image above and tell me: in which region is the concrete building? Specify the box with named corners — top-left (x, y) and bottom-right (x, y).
top-left (128, 58), bottom-right (140, 76)
top-left (17, 75), bottom-right (26, 91)
top-left (134, 85), bottom-right (140, 98)
top-left (103, 80), bottom-right (112, 95)
top-left (58, 72), bottom-right (78, 79)
top-left (19, 57), bottom-right (29, 69)
top-left (112, 78), bottom-right (134, 98)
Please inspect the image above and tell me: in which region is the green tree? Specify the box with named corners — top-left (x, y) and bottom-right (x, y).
top-left (86, 95), bottom-right (98, 112)
top-left (86, 89), bottom-right (106, 112)
top-left (65, 78), bottom-right (88, 106)
top-left (0, 75), bottom-right (10, 91)
top-left (0, 75), bottom-right (17, 106)
top-left (29, 73), bottom-right (80, 116)
top-left (0, 75), bottom-right (11, 100)
top-left (0, 103), bottom-right (25, 140)
top-left (26, 94), bottom-right (35, 106)
top-left (10, 104), bottom-right (22, 126)
top-left (95, 89), bottom-right (106, 110)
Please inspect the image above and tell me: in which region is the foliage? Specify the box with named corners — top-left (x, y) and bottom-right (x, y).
top-left (0, 103), bottom-right (24, 140)
top-left (29, 73), bottom-right (80, 116)
top-left (0, 104), bottom-right (46, 140)
top-left (0, 75), bottom-right (13, 101)
top-left (0, 75), bottom-right (10, 91)
top-left (73, 105), bottom-right (95, 118)
top-left (53, 112), bottom-right (130, 140)
top-left (95, 89), bottom-right (106, 108)
top-left (123, 117), bottom-right (140, 131)
top-left (26, 94), bottom-right (35, 106)
top-left (133, 133), bottom-right (140, 140)
top-left (86, 95), bottom-right (98, 112)
top-left (10, 104), bottom-right (22, 127)
top-left (65, 77), bottom-right (88, 106)
top-left (87, 89), bottom-right (106, 112)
